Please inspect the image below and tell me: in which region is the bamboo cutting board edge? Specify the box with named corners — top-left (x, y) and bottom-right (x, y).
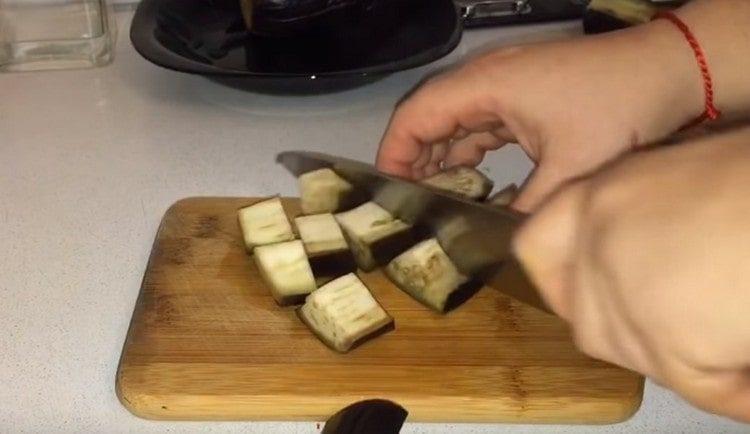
top-left (115, 196), bottom-right (644, 423)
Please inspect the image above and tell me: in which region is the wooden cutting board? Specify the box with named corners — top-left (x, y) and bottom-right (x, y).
top-left (116, 197), bottom-right (643, 423)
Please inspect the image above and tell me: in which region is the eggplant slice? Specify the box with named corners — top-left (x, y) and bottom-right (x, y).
top-left (295, 213), bottom-right (356, 283)
top-left (335, 202), bottom-right (415, 272)
top-left (299, 168), bottom-right (357, 215)
top-left (298, 273), bottom-right (394, 352)
top-left (385, 238), bottom-right (480, 313)
top-left (421, 166), bottom-right (493, 200)
top-left (323, 399), bottom-right (408, 434)
top-left (254, 240), bottom-right (317, 306)
top-left (240, 0), bottom-right (379, 37)
top-left (486, 183), bottom-right (518, 208)
top-left (238, 197), bottom-right (295, 252)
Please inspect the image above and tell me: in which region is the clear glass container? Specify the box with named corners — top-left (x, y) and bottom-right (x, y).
top-left (0, 0), bottom-right (116, 72)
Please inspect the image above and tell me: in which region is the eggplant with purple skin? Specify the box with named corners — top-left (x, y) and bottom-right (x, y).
top-left (294, 213), bottom-right (356, 284)
top-left (421, 166), bottom-right (493, 200)
top-left (583, 0), bottom-right (685, 34)
top-left (323, 399), bottom-right (408, 434)
top-left (298, 273), bottom-right (394, 353)
top-left (335, 202), bottom-right (415, 272)
top-left (254, 240), bottom-right (317, 306)
top-left (239, 0), bottom-right (381, 36)
top-left (385, 238), bottom-right (481, 313)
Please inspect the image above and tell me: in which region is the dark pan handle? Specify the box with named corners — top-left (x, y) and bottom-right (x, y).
top-left (457, 0), bottom-right (586, 28)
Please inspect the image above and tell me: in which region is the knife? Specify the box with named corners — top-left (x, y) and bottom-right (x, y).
top-left (276, 151), bottom-right (551, 313)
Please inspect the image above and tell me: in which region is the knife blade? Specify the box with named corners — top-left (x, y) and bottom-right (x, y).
top-left (276, 151), bottom-right (551, 313)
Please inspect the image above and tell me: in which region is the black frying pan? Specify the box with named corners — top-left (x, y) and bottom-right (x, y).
top-left (130, 0), bottom-right (584, 94)
top-left (130, 0), bottom-right (462, 94)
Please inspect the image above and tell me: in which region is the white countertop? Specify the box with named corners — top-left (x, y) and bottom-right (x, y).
top-left (0, 9), bottom-right (747, 434)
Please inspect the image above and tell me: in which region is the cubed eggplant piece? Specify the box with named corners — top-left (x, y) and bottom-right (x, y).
top-left (299, 168), bottom-right (357, 215)
top-left (385, 238), bottom-right (480, 313)
top-left (297, 273), bottom-right (394, 353)
top-left (334, 202), bottom-right (415, 272)
top-left (238, 197), bottom-right (295, 252)
top-left (583, 0), bottom-right (656, 34)
top-left (486, 183), bottom-right (518, 208)
top-left (421, 166), bottom-right (493, 200)
top-left (254, 240), bottom-right (317, 306)
top-left (583, 0), bottom-right (684, 34)
top-left (323, 399), bottom-right (408, 434)
top-left (295, 213), bottom-right (356, 282)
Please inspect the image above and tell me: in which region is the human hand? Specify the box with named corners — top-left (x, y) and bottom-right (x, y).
top-left (376, 19), bottom-right (704, 211)
top-left (514, 127), bottom-right (750, 421)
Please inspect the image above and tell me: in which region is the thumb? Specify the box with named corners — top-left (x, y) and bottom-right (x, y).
top-left (512, 178), bottom-right (590, 321)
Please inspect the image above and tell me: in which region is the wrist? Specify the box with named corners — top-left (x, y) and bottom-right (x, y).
top-left (674, 0), bottom-right (750, 120)
top-left (628, 18), bottom-right (707, 139)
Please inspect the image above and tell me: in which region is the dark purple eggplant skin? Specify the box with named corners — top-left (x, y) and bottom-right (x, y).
top-left (582, 9), bottom-right (632, 34)
top-left (253, 0), bottom-right (361, 20)
top-left (308, 249), bottom-right (357, 281)
top-left (368, 228), bottom-right (417, 272)
top-left (340, 225), bottom-right (417, 273)
top-left (243, 0), bottom-right (382, 36)
top-left (276, 292), bottom-right (309, 307)
top-left (442, 279), bottom-right (483, 313)
top-left (582, 0), bottom-right (687, 35)
top-left (323, 399), bottom-right (408, 434)
top-left (383, 264), bottom-right (482, 314)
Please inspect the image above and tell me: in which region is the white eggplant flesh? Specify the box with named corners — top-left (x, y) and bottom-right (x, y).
top-left (295, 213), bottom-right (356, 281)
top-left (297, 273), bottom-right (394, 353)
top-left (334, 202), bottom-right (414, 272)
top-left (238, 197), bottom-right (295, 252)
top-left (422, 166), bottom-right (493, 200)
top-left (299, 168), bottom-right (355, 215)
top-left (486, 183), bottom-right (518, 207)
top-left (254, 240), bottom-right (317, 306)
top-left (385, 238), bottom-right (480, 313)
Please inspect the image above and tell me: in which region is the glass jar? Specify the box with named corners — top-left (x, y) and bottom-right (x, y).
top-left (0, 0), bottom-right (116, 72)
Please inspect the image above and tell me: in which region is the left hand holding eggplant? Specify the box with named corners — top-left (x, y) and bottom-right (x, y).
top-left (377, 0), bottom-right (750, 212)
top-left (376, 20), bottom-right (703, 211)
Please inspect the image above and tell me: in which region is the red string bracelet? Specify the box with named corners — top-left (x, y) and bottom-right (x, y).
top-left (653, 10), bottom-right (721, 129)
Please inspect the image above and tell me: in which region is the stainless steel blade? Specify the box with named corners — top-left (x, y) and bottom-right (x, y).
top-left (277, 150), bottom-right (551, 313)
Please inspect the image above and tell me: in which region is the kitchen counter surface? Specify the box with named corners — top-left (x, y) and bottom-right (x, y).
top-left (1, 9), bottom-right (746, 434)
